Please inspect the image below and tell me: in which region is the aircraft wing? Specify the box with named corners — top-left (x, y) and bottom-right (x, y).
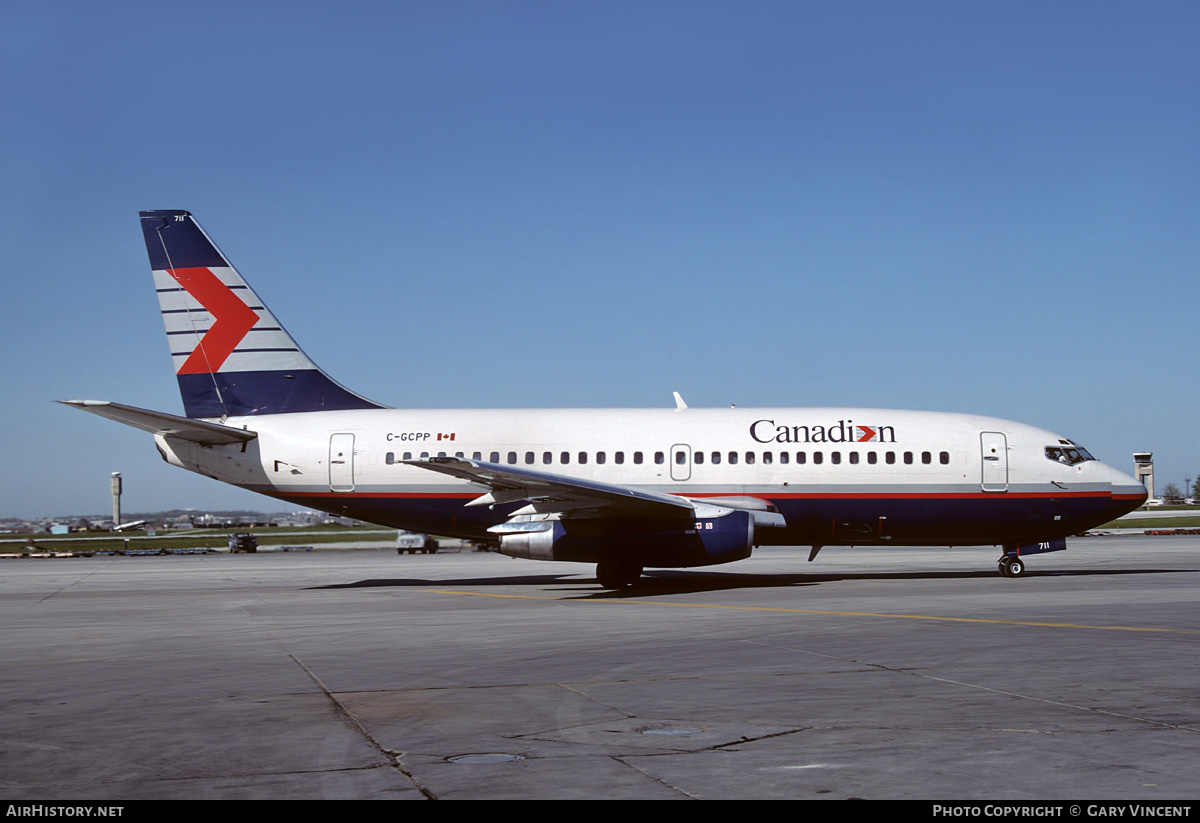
top-left (404, 456), bottom-right (696, 517)
top-left (59, 400), bottom-right (258, 445)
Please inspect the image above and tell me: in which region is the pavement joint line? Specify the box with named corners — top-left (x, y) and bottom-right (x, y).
top-left (418, 589), bottom-right (1200, 634)
top-left (743, 639), bottom-right (1200, 733)
top-left (613, 756), bottom-right (700, 799)
top-left (285, 651), bottom-right (438, 799)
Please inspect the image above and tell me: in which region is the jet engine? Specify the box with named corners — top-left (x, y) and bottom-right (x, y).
top-left (492, 508), bottom-right (756, 568)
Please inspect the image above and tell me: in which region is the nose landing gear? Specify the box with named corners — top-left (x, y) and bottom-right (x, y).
top-left (996, 537), bottom-right (1066, 577)
top-left (998, 555), bottom-right (1026, 578)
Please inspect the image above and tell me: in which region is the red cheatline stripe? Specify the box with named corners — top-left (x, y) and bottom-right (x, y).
top-left (270, 490), bottom-right (1120, 500)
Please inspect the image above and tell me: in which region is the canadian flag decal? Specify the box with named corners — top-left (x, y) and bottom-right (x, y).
top-left (168, 267), bottom-right (259, 375)
top-left (437, 433), bottom-right (456, 441)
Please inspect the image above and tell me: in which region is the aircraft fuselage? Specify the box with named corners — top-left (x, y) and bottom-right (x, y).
top-left (154, 405), bottom-right (1145, 550)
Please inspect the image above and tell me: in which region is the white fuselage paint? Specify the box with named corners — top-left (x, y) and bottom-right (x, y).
top-left (155, 406), bottom-right (1146, 548)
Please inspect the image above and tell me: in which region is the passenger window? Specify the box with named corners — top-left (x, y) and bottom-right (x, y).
top-left (711, 451), bottom-right (721, 465)
top-left (634, 452), bottom-right (643, 464)
top-left (940, 451), bottom-right (949, 465)
top-left (437, 451), bottom-right (446, 457)
top-left (543, 452), bottom-right (552, 465)
top-left (579, 452), bottom-right (588, 464)
top-left (404, 452), bottom-right (412, 460)
top-left (729, 451), bottom-right (738, 465)
top-left (694, 451), bottom-right (704, 465)
top-left (472, 451), bottom-right (481, 460)
top-left (597, 452), bottom-right (606, 464)
top-left (903, 452), bottom-right (913, 465)
top-left (386, 452), bottom-right (395, 465)
top-left (615, 451), bottom-right (624, 464)
top-left (886, 451), bottom-right (895, 464)
top-left (490, 452), bottom-right (499, 463)
top-left (763, 452), bottom-right (773, 464)
top-left (779, 452), bottom-right (789, 464)
top-left (813, 452), bottom-right (823, 465)
top-left (674, 451), bottom-right (685, 465)
top-left (867, 452), bottom-right (877, 464)
top-left (922, 451), bottom-right (931, 464)
top-left (831, 451), bottom-right (841, 465)
top-left (849, 452), bottom-right (859, 464)
top-left (420, 452), bottom-right (429, 459)
top-left (525, 452), bottom-right (534, 464)
top-left (455, 452), bottom-right (464, 458)
top-left (561, 451), bottom-right (569, 464)
top-left (655, 452), bottom-right (664, 465)
top-left (745, 451), bottom-right (755, 464)
top-left (507, 452), bottom-right (517, 464)
top-left (796, 452), bottom-right (806, 464)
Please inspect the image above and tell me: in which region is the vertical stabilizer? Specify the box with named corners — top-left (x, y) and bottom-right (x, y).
top-left (139, 210), bottom-right (386, 418)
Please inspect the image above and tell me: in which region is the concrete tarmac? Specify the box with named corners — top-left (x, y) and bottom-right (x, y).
top-left (2, 536), bottom-right (1198, 800)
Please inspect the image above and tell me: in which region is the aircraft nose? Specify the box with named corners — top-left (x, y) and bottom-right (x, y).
top-left (1102, 462), bottom-right (1147, 516)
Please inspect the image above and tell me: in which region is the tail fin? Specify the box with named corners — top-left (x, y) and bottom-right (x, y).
top-left (139, 210), bottom-right (386, 418)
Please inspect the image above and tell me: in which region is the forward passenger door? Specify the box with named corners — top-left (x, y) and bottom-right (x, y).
top-left (980, 431), bottom-right (1008, 492)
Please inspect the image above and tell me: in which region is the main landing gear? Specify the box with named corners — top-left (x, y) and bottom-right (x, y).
top-left (596, 561), bottom-right (643, 589)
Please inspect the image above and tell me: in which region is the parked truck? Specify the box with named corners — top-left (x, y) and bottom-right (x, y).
top-left (396, 531), bottom-right (438, 555)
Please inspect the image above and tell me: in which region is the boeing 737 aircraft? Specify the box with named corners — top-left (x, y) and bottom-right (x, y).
top-left (63, 211), bottom-right (1147, 587)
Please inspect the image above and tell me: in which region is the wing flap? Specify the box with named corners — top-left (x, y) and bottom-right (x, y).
top-left (404, 456), bottom-right (695, 517)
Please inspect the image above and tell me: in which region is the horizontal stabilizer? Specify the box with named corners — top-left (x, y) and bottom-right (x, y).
top-left (59, 400), bottom-right (257, 445)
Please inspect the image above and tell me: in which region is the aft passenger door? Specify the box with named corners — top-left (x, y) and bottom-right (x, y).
top-left (980, 431), bottom-right (1008, 492)
top-left (329, 433), bottom-right (355, 492)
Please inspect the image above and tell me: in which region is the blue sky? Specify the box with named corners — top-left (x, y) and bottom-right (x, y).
top-left (2, 1), bottom-right (1197, 517)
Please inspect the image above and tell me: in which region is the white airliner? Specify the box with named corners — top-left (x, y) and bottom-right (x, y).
top-left (63, 210), bottom-right (1147, 587)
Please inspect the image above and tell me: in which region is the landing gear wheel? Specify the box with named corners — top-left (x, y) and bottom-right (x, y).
top-left (998, 557), bottom-right (1025, 578)
top-left (596, 562), bottom-right (643, 589)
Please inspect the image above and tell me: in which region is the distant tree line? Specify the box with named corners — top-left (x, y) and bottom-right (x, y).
top-left (1160, 480), bottom-right (1200, 503)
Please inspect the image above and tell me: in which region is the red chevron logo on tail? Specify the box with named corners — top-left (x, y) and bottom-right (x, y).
top-left (167, 267), bottom-right (259, 374)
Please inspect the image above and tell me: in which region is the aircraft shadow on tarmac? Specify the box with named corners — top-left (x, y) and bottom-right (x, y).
top-left (310, 566), bottom-right (1194, 599)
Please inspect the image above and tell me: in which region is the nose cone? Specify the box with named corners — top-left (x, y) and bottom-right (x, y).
top-left (1102, 462), bottom-right (1148, 518)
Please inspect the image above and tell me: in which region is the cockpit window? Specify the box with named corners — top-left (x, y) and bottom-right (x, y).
top-left (1045, 444), bottom-right (1095, 465)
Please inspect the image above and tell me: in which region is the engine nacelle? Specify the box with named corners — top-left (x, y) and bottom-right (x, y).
top-left (494, 509), bottom-right (755, 568)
